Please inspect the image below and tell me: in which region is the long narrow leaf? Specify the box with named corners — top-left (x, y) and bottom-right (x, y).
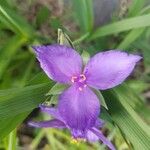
top-left (72, 0), bottom-right (93, 32)
top-left (102, 90), bottom-right (150, 150)
top-left (0, 35), bottom-right (27, 79)
top-left (90, 13), bottom-right (150, 40)
top-left (0, 0), bottom-right (33, 38)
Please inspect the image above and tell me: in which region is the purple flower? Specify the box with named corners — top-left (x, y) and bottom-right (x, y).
top-left (29, 44), bottom-right (141, 150)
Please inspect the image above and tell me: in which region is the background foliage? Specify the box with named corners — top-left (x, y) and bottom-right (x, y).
top-left (0, 0), bottom-right (150, 149)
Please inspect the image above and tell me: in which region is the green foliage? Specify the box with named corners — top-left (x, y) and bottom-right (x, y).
top-left (72, 0), bottom-right (94, 32)
top-left (90, 13), bottom-right (150, 40)
top-left (36, 6), bottom-right (50, 28)
top-left (0, 0), bottom-right (150, 149)
top-left (0, 35), bottom-right (27, 79)
top-left (0, 0), bottom-right (33, 38)
top-left (102, 89), bottom-right (150, 150)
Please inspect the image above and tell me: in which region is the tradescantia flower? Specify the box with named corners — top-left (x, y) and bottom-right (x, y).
top-left (29, 44), bottom-right (141, 150)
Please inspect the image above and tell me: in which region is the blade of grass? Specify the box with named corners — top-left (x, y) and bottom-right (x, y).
top-left (8, 129), bottom-right (16, 150)
top-left (117, 28), bottom-right (144, 49)
top-left (30, 130), bottom-right (45, 150)
top-left (0, 0), bottom-right (33, 38)
top-left (72, 0), bottom-right (93, 32)
top-left (20, 57), bottom-right (35, 87)
top-left (0, 112), bottom-right (30, 139)
top-left (0, 76), bottom-right (53, 139)
top-left (117, 4), bottom-right (150, 49)
top-left (0, 35), bottom-right (27, 79)
top-left (0, 83), bottom-right (52, 119)
top-left (90, 13), bottom-right (150, 40)
top-left (128, 0), bottom-right (145, 17)
top-left (102, 90), bottom-right (150, 150)
top-left (114, 83), bottom-right (144, 110)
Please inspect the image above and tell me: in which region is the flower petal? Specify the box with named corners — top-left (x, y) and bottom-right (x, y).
top-left (86, 130), bottom-right (99, 142)
top-left (28, 119), bottom-right (66, 128)
top-left (39, 104), bottom-right (62, 121)
top-left (84, 50), bottom-right (141, 90)
top-left (86, 119), bottom-right (104, 142)
top-left (32, 44), bottom-right (82, 83)
top-left (58, 84), bottom-right (100, 131)
top-left (95, 118), bottom-right (104, 128)
top-left (91, 128), bottom-right (116, 150)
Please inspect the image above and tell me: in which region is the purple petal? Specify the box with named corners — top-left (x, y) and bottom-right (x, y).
top-left (39, 104), bottom-right (62, 121)
top-left (95, 118), bottom-right (104, 128)
top-left (28, 119), bottom-right (66, 128)
top-left (86, 119), bottom-right (104, 142)
top-left (84, 50), bottom-right (141, 90)
top-left (86, 130), bottom-right (99, 142)
top-left (32, 44), bottom-right (82, 83)
top-left (71, 129), bottom-right (86, 139)
top-left (58, 84), bottom-right (100, 131)
top-left (91, 128), bottom-right (116, 150)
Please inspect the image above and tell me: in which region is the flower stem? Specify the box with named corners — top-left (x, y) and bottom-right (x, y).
top-left (30, 130), bottom-right (45, 149)
top-left (8, 129), bottom-right (17, 150)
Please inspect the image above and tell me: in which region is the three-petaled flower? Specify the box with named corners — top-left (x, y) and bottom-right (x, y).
top-left (29, 44), bottom-right (141, 150)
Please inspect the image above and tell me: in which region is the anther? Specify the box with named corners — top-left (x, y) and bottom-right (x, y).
top-left (79, 87), bottom-right (83, 91)
top-left (79, 74), bottom-right (86, 82)
top-left (71, 137), bottom-right (79, 144)
top-left (84, 84), bottom-right (87, 88)
top-left (71, 76), bottom-right (77, 83)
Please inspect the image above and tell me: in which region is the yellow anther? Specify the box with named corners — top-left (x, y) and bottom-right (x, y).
top-left (71, 138), bottom-right (79, 144)
top-left (71, 138), bottom-right (86, 144)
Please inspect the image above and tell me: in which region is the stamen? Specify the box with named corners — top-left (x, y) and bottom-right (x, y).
top-left (79, 87), bottom-right (83, 91)
top-left (71, 137), bottom-right (86, 144)
top-left (79, 74), bottom-right (86, 82)
top-left (71, 138), bottom-right (79, 144)
top-left (84, 84), bottom-right (87, 88)
top-left (71, 76), bottom-right (77, 83)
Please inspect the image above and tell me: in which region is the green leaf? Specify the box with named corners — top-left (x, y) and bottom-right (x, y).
top-left (36, 6), bottom-right (50, 28)
top-left (0, 81), bottom-right (53, 139)
top-left (50, 18), bottom-right (61, 30)
top-left (27, 72), bottom-right (50, 85)
top-left (102, 90), bottom-right (150, 150)
top-left (0, 35), bottom-right (27, 79)
top-left (127, 80), bottom-right (149, 94)
top-left (133, 40), bottom-right (150, 66)
top-left (93, 89), bottom-right (108, 109)
top-left (117, 28), bottom-right (145, 49)
top-left (57, 28), bottom-right (74, 48)
top-left (100, 106), bottom-right (114, 124)
top-left (114, 83), bottom-right (144, 110)
top-left (117, 4), bottom-right (150, 50)
top-left (0, 112), bottom-right (30, 139)
top-left (0, 83), bottom-right (51, 119)
top-left (90, 13), bottom-right (150, 40)
top-left (46, 83), bottom-right (68, 96)
top-left (81, 50), bottom-right (90, 65)
top-left (0, 0), bottom-right (33, 38)
top-left (128, 0), bottom-right (145, 17)
top-left (50, 95), bottom-right (58, 105)
top-left (72, 0), bottom-right (93, 32)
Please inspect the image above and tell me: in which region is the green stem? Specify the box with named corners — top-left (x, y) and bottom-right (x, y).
top-left (8, 129), bottom-right (16, 150)
top-left (30, 130), bottom-right (45, 150)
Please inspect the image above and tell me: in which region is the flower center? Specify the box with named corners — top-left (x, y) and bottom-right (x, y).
top-left (71, 74), bottom-right (87, 91)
